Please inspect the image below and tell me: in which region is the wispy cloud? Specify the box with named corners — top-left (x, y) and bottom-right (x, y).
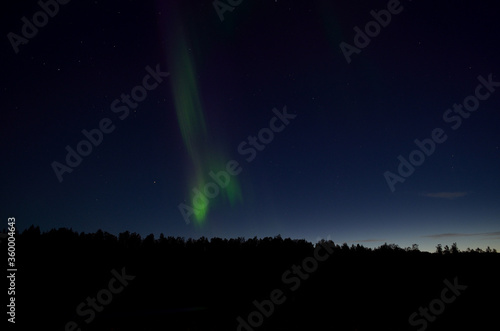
top-left (422, 231), bottom-right (500, 239)
top-left (352, 239), bottom-right (387, 243)
top-left (421, 192), bottom-right (467, 199)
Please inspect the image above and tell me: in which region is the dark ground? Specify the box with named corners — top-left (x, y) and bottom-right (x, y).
top-left (5, 227), bottom-right (499, 330)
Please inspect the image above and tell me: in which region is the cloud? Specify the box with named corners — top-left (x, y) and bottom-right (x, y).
top-left (422, 231), bottom-right (500, 239)
top-left (352, 238), bottom-right (387, 243)
top-left (421, 192), bottom-right (467, 199)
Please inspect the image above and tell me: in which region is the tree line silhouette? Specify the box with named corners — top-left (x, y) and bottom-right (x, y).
top-left (9, 225), bottom-right (497, 254)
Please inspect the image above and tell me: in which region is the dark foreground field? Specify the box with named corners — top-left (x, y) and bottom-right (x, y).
top-left (7, 227), bottom-right (500, 330)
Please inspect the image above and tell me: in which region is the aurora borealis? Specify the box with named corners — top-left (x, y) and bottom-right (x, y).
top-left (163, 4), bottom-right (242, 226)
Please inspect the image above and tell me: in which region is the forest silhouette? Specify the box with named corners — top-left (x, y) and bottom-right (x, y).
top-left (6, 225), bottom-right (499, 330)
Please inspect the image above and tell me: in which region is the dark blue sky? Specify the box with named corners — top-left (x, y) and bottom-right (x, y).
top-left (2, 0), bottom-right (499, 252)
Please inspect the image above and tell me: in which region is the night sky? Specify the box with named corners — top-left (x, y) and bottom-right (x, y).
top-left (2, 0), bottom-right (499, 252)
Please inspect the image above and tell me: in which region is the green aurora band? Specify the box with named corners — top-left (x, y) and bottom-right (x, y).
top-left (167, 23), bottom-right (242, 226)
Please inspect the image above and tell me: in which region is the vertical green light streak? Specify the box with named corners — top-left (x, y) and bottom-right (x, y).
top-left (167, 20), bottom-right (241, 226)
